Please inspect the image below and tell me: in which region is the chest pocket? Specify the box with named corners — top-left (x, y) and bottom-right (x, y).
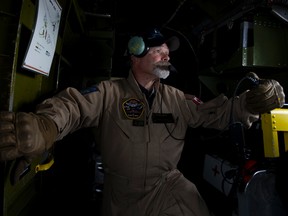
top-left (122, 98), bottom-right (145, 120)
top-left (106, 97), bottom-right (147, 142)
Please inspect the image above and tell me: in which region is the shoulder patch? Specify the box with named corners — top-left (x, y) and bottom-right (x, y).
top-left (80, 86), bottom-right (99, 95)
top-left (185, 94), bottom-right (203, 105)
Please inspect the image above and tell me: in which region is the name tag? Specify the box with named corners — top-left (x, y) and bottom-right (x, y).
top-left (152, 113), bottom-right (174, 123)
top-left (133, 120), bottom-right (145, 126)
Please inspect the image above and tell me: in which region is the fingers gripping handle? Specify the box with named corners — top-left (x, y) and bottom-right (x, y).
top-left (245, 73), bottom-right (285, 114)
top-left (0, 112), bottom-right (17, 159)
top-left (0, 112), bottom-right (58, 161)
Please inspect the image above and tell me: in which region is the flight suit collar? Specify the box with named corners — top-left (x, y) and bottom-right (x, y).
top-left (127, 69), bottom-right (161, 93)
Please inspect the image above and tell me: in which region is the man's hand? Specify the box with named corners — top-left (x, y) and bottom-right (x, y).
top-left (246, 73), bottom-right (285, 114)
top-left (0, 112), bottom-right (57, 161)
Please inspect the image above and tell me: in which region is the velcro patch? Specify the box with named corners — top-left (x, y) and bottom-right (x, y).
top-left (122, 98), bottom-right (144, 119)
top-left (80, 86), bottom-right (99, 95)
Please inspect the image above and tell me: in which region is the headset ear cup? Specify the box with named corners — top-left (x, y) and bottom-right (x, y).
top-left (128, 36), bottom-right (146, 57)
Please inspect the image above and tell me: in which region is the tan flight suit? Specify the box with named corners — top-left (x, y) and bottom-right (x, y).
top-left (36, 71), bottom-right (259, 216)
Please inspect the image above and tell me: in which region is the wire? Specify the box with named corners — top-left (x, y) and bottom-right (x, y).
top-left (229, 76), bottom-right (249, 124)
top-left (220, 158), bottom-right (237, 195)
top-left (160, 84), bottom-right (185, 141)
top-left (230, 73), bottom-right (259, 125)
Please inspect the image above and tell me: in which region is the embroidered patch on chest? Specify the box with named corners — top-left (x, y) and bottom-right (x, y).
top-left (122, 98), bottom-right (144, 119)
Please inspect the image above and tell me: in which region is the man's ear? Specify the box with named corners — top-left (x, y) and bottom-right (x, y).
top-left (131, 55), bottom-right (140, 63)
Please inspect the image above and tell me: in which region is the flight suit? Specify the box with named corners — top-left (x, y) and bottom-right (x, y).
top-left (36, 71), bottom-right (258, 216)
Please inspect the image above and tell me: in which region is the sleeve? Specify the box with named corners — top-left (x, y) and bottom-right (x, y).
top-left (35, 85), bottom-right (105, 140)
top-left (185, 91), bottom-right (259, 130)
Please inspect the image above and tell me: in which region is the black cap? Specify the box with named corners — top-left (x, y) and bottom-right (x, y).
top-left (145, 29), bottom-right (180, 51)
top-left (127, 28), bottom-right (180, 57)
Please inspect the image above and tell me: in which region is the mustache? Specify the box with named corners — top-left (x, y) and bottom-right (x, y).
top-left (153, 61), bottom-right (177, 73)
top-left (153, 61), bottom-right (171, 70)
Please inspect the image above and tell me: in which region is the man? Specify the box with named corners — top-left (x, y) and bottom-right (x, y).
top-left (0, 28), bottom-right (285, 216)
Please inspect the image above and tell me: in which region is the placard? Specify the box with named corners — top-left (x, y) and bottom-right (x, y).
top-left (22, 0), bottom-right (62, 76)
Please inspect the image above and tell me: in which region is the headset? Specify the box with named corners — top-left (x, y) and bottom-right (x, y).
top-left (127, 28), bottom-right (165, 57)
top-left (127, 35), bottom-right (149, 57)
